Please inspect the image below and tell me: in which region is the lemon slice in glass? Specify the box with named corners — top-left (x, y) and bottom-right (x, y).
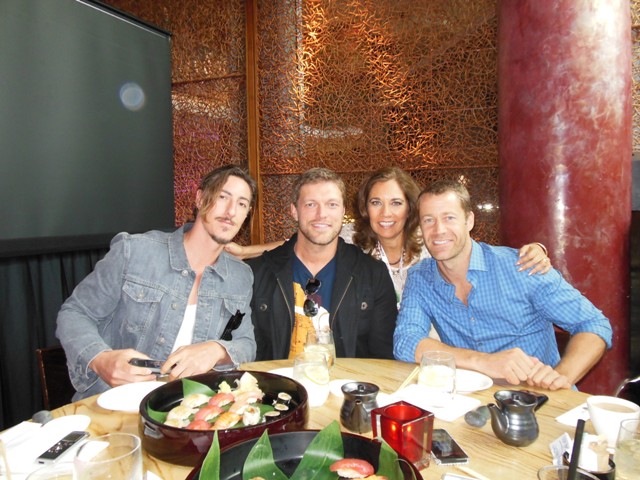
top-left (304, 366), bottom-right (330, 385)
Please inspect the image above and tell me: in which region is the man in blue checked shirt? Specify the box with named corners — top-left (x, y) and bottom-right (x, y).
top-left (393, 180), bottom-right (612, 390)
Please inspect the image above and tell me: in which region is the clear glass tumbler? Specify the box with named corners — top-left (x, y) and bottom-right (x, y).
top-left (616, 418), bottom-right (640, 480)
top-left (304, 329), bottom-right (336, 368)
top-left (292, 351), bottom-right (330, 407)
top-left (418, 350), bottom-right (456, 408)
top-left (73, 432), bottom-right (142, 480)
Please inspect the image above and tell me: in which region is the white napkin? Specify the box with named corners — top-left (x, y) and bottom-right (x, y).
top-left (390, 384), bottom-right (481, 422)
top-left (0, 415), bottom-right (90, 476)
top-left (555, 402), bottom-right (589, 426)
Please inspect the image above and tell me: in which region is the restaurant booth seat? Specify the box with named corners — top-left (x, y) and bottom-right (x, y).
top-left (36, 345), bottom-right (75, 410)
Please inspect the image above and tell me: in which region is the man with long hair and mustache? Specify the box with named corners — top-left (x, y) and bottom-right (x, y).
top-left (57, 165), bottom-right (258, 400)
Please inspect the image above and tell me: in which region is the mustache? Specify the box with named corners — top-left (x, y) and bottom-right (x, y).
top-left (215, 216), bottom-right (236, 226)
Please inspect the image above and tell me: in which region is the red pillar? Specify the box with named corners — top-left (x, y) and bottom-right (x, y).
top-left (498, 1), bottom-right (632, 394)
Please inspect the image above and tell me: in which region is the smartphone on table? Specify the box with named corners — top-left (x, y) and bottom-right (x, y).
top-left (431, 428), bottom-right (469, 465)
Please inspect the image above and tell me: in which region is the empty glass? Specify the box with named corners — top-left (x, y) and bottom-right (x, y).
top-left (537, 465), bottom-right (599, 480)
top-left (73, 433), bottom-right (142, 480)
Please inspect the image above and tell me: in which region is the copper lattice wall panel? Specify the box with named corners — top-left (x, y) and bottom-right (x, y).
top-left (256, 0), bottom-right (499, 243)
top-left (78, 1), bottom-right (640, 247)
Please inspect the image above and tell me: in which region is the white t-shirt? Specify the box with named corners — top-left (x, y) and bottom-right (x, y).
top-left (172, 303), bottom-right (197, 352)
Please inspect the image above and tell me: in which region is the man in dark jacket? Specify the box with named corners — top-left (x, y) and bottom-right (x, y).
top-left (247, 168), bottom-right (397, 361)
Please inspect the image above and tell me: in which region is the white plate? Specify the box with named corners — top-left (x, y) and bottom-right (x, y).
top-left (97, 381), bottom-right (165, 413)
top-left (268, 367), bottom-right (294, 379)
top-left (456, 369), bottom-right (493, 393)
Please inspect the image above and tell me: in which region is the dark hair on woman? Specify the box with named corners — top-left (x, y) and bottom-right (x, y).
top-left (352, 166), bottom-right (423, 262)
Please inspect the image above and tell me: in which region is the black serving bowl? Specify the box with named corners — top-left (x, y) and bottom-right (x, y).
top-left (138, 371), bottom-right (309, 466)
top-left (186, 430), bottom-right (422, 480)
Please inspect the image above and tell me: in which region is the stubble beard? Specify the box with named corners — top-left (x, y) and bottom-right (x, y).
top-left (298, 222), bottom-right (341, 247)
top-left (209, 233), bottom-right (232, 245)
top-left (428, 236), bottom-right (468, 263)
top-left (208, 217), bottom-right (239, 245)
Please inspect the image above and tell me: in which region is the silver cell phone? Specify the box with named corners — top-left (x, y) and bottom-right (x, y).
top-left (431, 428), bottom-right (469, 465)
top-left (129, 358), bottom-right (163, 373)
top-left (36, 430), bottom-right (89, 463)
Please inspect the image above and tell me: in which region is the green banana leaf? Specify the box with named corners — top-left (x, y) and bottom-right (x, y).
top-left (198, 420), bottom-right (407, 480)
top-left (241, 430), bottom-right (288, 480)
top-left (183, 378), bottom-right (218, 397)
top-left (200, 430), bottom-right (221, 480)
top-left (376, 440), bottom-right (407, 480)
top-left (289, 421), bottom-right (343, 480)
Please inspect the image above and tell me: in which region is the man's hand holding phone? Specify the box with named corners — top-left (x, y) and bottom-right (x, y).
top-left (128, 358), bottom-right (164, 374)
top-left (89, 349), bottom-right (158, 387)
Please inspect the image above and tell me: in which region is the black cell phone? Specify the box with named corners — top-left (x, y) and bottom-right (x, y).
top-left (431, 428), bottom-right (469, 465)
top-left (36, 430), bottom-right (89, 463)
top-left (128, 358), bottom-right (163, 373)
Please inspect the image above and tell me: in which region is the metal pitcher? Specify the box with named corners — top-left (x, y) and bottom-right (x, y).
top-left (340, 382), bottom-right (379, 433)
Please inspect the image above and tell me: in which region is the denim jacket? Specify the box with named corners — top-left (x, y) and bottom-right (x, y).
top-left (56, 225), bottom-right (256, 400)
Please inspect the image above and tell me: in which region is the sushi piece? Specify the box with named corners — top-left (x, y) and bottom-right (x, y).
top-left (277, 392), bottom-right (292, 404)
top-left (242, 405), bottom-right (262, 426)
top-left (181, 393), bottom-right (211, 408)
top-left (186, 419), bottom-right (212, 430)
top-left (212, 411), bottom-right (242, 429)
top-left (194, 404), bottom-right (223, 422)
top-left (164, 417), bottom-right (189, 428)
top-left (167, 405), bottom-right (195, 422)
top-left (208, 392), bottom-right (234, 407)
top-left (329, 459), bottom-right (375, 478)
top-left (273, 403), bottom-right (289, 412)
top-left (263, 411), bottom-right (281, 420)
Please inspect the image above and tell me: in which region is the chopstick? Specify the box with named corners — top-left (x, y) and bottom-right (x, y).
top-left (0, 439), bottom-right (12, 480)
top-left (396, 366), bottom-right (420, 391)
top-left (456, 466), bottom-right (490, 480)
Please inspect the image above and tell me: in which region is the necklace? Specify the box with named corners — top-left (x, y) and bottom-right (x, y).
top-left (387, 254), bottom-right (403, 266)
top-left (376, 242), bottom-right (404, 273)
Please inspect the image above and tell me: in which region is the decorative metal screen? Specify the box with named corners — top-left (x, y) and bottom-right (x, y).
top-left (102, 0), bottom-right (640, 248)
top-left (256, 0), bottom-right (500, 243)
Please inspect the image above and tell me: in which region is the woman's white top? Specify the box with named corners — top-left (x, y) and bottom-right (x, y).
top-left (340, 223), bottom-right (438, 340)
top-left (340, 223), bottom-right (430, 303)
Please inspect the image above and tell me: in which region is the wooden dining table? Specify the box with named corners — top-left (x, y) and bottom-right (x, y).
top-left (52, 358), bottom-right (593, 479)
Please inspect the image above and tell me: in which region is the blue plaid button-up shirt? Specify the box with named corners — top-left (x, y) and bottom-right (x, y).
top-left (393, 240), bottom-right (612, 365)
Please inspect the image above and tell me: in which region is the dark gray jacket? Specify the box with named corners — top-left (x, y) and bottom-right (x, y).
top-left (246, 234), bottom-right (397, 360)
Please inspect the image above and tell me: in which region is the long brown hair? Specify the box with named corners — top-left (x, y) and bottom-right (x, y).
top-left (196, 165), bottom-right (257, 218)
top-left (352, 167), bottom-right (423, 261)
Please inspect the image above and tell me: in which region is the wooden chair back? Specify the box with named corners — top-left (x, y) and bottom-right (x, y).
top-left (36, 345), bottom-right (75, 410)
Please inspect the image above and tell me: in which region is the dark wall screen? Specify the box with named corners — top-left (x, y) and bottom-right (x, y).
top-left (0, 0), bottom-right (174, 257)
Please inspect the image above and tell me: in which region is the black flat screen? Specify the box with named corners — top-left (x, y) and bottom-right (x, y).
top-left (0, 0), bottom-right (174, 256)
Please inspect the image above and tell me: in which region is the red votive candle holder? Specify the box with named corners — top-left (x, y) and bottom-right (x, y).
top-left (371, 400), bottom-right (434, 469)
